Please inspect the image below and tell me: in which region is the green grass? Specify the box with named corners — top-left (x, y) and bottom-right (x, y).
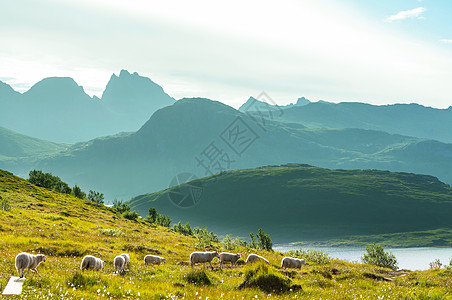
top-left (1, 169), bottom-right (451, 299)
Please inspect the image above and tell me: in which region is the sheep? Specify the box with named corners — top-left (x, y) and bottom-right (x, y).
top-left (281, 257), bottom-right (306, 269)
top-left (114, 255), bottom-right (126, 274)
top-left (15, 252), bottom-right (46, 278)
top-left (120, 253), bottom-right (130, 267)
top-left (219, 252), bottom-right (241, 269)
top-left (144, 254), bottom-right (166, 266)
top-left (189, 251), bottom-right (220, 269)
top-left (246, 254), bottom-right (270, 265)
top-left (80, 255), bottom-right (105, 271)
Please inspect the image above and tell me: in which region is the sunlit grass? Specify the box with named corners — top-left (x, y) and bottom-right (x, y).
top-left (0, 169), bottom-right (451, 299)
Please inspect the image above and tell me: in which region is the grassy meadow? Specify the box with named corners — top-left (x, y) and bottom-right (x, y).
top-left (0, 169), bottom-right (451, 299)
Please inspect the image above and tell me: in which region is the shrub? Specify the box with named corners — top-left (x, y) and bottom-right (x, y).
top-left (28, 170), bottom-right (72, 195)
top-left (184, 270), bottom-right (211, 286)
top-left (361, 243), bottom-right (398, 270)
top-left (221, 234), bottom-right (248, 250)
top-left (147, 207), bottom-right (157, 223)
top-left (156, 214), bottom-right (171, 227)
top-left (194, 227), bottom-right (218, 247)
top-left (113, 199), bottom-right (130, 214)
top-left (72, 185), bottom-right (86, 199)
top-left (88, 190), bottom-right (104, 204)
top-left (122, 210), bottom-right (139, 220)
top-left (173, 221), bottom-right (193, 236)
top-left (429, 259), bottom-right (442, 269)
top-left (0, 196), bottom-right (11, 211)
top-left (249, 228), bottom-right (273, 251)
top-left (287, 248), bottom-right (331, 265)
top-left (239, 262), bottom-right (301, 294)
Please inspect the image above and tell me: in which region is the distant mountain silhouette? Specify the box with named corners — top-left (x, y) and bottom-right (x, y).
top-left (0, 70), bottom-right (174, 143)
top-left (5, 98), bottom-right (451, 201)
top-left (238, 96), bottom-right (311, 112)
top-left (249, 101), bottom-right (452, 143)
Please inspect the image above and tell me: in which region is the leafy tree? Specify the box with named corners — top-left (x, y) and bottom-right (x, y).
top-left (122, 210), bottom-right (139, 220)
top-left (173, 221), bottom-right (193, 235)
top-left (256, 228), bottom-right (273, 251)
top-left (147, 207), bottom-right (157, 223)
top-left (72, 185), bottom-right (86, 199)
top-left (54, 181), bottom-right (72, 194)
top-left (361, 243), bottom-right (398, 270)
top-left (156, 214), bottom-right (171, 227)
top-left (112, 199), bottom-right (130, 214)
top-left (88, 190), bottom-right (104, 204)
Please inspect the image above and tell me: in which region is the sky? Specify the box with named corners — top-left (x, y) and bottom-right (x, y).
top-left (0, 0), bottom-right (452, 108)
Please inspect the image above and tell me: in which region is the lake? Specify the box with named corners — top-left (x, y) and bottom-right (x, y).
top-left (274, 245), bottom-right (452, 270)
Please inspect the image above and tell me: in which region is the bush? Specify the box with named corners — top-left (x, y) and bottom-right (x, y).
top-left (221, 234), bottom-right (248, 250)
top-left (88, 190), bottom-right (104, 204)
top-left (156, 214), bottom-right (171, 227)
top-left (184, 270), bottom-right (211, 286)
top-left (429, 259), bottom-right (442, 269)
top-left (28, 170), bottom-right (72, 195)
top-left (147, 207), bottom-right (157, 223)
top-left (122, 210), bottom-right (139, 220)
top-left (361, 243), bottom-right (398, 270)
top-left (173, 221), bottom-right (193, 236)
top-left (72, 185), bottom-right (86, 199)
top-left (112, 199), bottom-right (130, 214)
top-left (249, 228), bottom-right (273, 251)
top-left (239, 262), bottom-right (301, 294)
top-left (194, 227), bottom-right (218, 247)
top-left (287, 248), bottom-right (331, 265)
top-left (0, 196), bottom-right (11, 211)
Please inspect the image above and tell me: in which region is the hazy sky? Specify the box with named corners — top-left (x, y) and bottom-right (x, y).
top-left (1, 0), bottom-right (451, 108)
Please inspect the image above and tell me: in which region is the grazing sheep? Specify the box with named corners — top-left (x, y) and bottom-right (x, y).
top-left (190, 251), bottom-right (220, 269)
top-left (144, 254), bottom-right (166, 266)
top-left (80, 255), bottom-right (105, 271)
top-left (15, 252), bottom-right (46, 278)
top-left (219, 252), bottom-right (241, 269)
top-left (120, 253), bottom-right (130, 269)
top-left (114, 255), bottom-right (126, 274)
top-left (246, 254), bottom-right (270, 265)
top-left (281, 257), bottom-right (306, 269)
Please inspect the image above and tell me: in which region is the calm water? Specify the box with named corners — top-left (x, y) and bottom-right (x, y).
top-left (274, 245), bottom-right (452, 270)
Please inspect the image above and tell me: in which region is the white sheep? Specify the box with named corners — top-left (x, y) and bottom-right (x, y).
top-left (114, 255), bottom-right (126, 274)
top-left (281, 257), bottom-right (306, 269)
top-left (189, 251), bottom-right (220, 269)
top-left (80, 255), bottom-right (105, 271)
top-left (246, 254), bottom-right (270, 265)
top-left (15, 252), bottom-right (46, 278)
top-left (120, 253), bottom-right (130, 268)
top-left (219, 252), bottom-right (241, 269)
top-left (144, 254), bottom-right (166, 266)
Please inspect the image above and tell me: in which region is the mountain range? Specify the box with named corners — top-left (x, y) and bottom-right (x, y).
top-left (1, 97), bottom-right (451, 202)
top-left (0, 70), bottom-right (174, 143)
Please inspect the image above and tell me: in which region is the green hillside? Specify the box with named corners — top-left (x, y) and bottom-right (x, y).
top-left (8, 98), bottom-right (452, 201)
top-left (128, 164), bottom-right (452, 245)
top-left (0, 126), bottom-right (69, 160)
top-left (1, 169), bottom-right (451, 299)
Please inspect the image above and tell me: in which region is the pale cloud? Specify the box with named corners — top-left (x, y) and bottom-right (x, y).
top-left (385, 7), bottom-right (426, 22)
top-left (440, 39), bottom-right (452, 44)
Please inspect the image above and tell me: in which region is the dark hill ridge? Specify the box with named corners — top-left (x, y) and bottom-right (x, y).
top-left (254, 100), bottom-right (452, 143)
top-left (5, 97), bottom-right (452, 201)
top-left (0, 70), bottom-right (174, 143)
top-left (128, 164), bottom-right (452, 243)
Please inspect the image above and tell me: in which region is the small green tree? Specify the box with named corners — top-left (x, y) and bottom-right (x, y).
top-left (72, 185), bottom-right (86, 199)
top-left (122, 210), bottom-right (139, 220)
top-left (256, 228), bottom-right (273, 251)
top-left (156, 214), bottom-right (171, 227)
top-left (173, 221), bottom-right (193, 235)
top-left (147, 207), bottom-right (157, 223)
top-left (87, 190), bottom-right (104, 204)
top-left (112, 199), bottom-right (130, 214)
top-left (54, 181), bottom-right (72, 194)
top-left (361, 243), bottom-right (398, 270)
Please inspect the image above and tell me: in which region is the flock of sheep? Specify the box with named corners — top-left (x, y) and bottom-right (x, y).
top-left (14, 251), bottom-right (306, 278)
